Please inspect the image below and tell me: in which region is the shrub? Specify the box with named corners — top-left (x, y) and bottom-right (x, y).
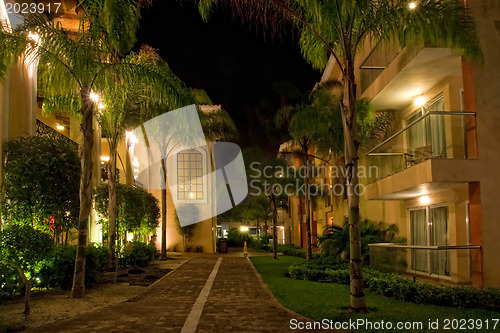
top-left (318, 219), bottom-right (404, 263)
top-left (287, 259), bottom-right (500, 311)
top-left (227, 228), bottom-right (254, 247)
top-left (39, 243), bottom-right (107, 290)
top-left (120, 241), bottom-right (152, 268)
top-left (0, 224), bottom-right (53, 314)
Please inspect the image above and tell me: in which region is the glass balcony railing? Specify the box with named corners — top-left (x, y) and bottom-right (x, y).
top-left (368, 243), bottom-right (480, 284)
top-left (365, 111), bottom-right (476, 184)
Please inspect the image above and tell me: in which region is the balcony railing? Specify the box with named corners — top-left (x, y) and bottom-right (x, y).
top-left (369, 243), bottom-right (481, 284)
top-left (365, 111), bottom-right (476, 184)
top-left (36, 119), bottom-right (79, 151)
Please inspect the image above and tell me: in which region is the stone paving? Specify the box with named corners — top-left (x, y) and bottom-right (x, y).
top-left (27, 255), bottom-right (333, 333)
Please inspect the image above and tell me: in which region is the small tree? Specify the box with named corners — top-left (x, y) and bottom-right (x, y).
top-left (2, 137), bottom-right (80, 243)
top-left (0, 224), bottom-right (53, 314)
top-left (243, 148), bottom-right (295, 259)
top-left (94, 184), bottom-right (160, 248)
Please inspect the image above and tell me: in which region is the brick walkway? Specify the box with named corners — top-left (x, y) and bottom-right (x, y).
top-left (27, 256), bottom-right (331, 333)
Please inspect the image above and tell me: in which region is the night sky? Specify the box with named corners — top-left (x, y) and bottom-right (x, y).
top-left (137, 1), bottom-right (321, 151)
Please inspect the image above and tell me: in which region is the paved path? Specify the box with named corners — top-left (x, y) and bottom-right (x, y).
top-left (27, 256), bottom-right (329, 333)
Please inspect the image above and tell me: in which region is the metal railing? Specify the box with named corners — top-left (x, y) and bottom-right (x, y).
top-left (365, 111), bottom-right (476, 184)
top-left (369, 243), bottom-right (481, 284)
top-left (36, 119), bottom-right (79, 151)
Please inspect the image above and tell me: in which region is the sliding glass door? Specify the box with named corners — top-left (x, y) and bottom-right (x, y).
top-left (410, 206), bottom-right (450, 276)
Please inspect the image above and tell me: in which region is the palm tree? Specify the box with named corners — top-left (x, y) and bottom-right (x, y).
top-left (0, 0), bottom-right (190, 298)
top-left (97, 47), bottom-right (192, 270)
top-left (276, 88), bottom-right (338, 260)
top-left (195, 0), bottom-right (481, 311)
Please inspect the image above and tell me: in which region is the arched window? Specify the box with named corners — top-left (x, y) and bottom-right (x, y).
top-left (177, 149), bottom-right (203, 200)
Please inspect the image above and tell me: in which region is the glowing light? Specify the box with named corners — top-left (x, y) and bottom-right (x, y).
top-left (189, 192), bottom-right (195, 199)
top-left (98, 102), bottom-right (105, 110)
top-left (89, 92), bottom-right (99, 102)
top-left (56, 124), bottom-right (64, 130)
top-left (408, 2), bottom-right (417, 10)
top-left (126, 131), bottom-right (138, 144)
top-left (100, 156), bottom-right (110, 162)
top-left (28, 32), bottom-right (40, 44)
top-left (240, 226), bottom-right (249, 232)
top-left (419, 195), bottom-right (430, 205)
top-left (414, 96), bottom-right (426, 107)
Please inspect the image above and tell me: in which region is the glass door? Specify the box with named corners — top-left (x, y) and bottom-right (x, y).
top-left (410, 206), bottom-right (450, 276)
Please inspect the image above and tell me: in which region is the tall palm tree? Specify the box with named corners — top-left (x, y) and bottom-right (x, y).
top-left (194, 0), bottom-right (481, 311)
top-left (276, 88), bottom-right (339, 260)
top-left (97, 47), bottom-right (192, 270)
top-left (0, 0), bottom-right (189, 298)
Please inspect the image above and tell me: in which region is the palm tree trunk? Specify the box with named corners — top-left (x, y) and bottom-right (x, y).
top-left (341, 61), bottom-right (366, 312)
top-left (160, 159), bottom-right (167, 259)
top-left (107, 141), bottom-right (118, 271)
top-left (71, 90), bottom-right (94, 299)
top-left (270, 193), bottom-right (278, 260)
top-left (303, 143), bottom-right (313, 261)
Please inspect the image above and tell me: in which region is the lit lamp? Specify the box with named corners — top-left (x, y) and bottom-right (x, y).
top-left (408, 1), bottom-right (417, 10)
top-left (419, 195), bottom-right (430, 205)
top-left (240, 226), bottom-right (249, 232)
top-left (414, 96), bottom-right (426, 107)
top-left (56, 124), bottom-right (64, 130)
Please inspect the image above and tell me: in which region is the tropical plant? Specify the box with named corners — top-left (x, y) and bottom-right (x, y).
top-left (195, 0), bottom-right (481, 311)
top-left (0, 224), bottom-right (53, 314)
top-left (1, 137), bottom-right (80, 244)
top-left (318, 219), bottom-right (402, 264)
top-left (96, 45), bottom-right (189, 270)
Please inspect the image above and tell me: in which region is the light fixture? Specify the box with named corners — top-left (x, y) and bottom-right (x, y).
top-left (56, 124), bottom-right (64, 130)
top-left (419, 195), bottom-right (430, 205)
top-left (100, 156), bottom-right (110, 162)
top-left (240, 226), bottom-right (249, 232)
top-left (89, 92), bottom-right (99, 102)
top-left (408, 1), bottom-right (417, 10)
top-left (414, 96), bottom-right (425, 107)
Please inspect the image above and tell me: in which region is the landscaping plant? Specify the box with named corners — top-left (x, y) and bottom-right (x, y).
top-left (0, 224), bottom-right (53, 314)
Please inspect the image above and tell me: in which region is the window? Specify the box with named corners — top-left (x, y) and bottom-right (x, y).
top-left (177, 149), bottom-right (203, 200)
top-left (410, 206), bottom-right (450, 276)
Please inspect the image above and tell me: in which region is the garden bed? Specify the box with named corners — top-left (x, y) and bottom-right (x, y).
top-left (0, 258), bottom-right (184, 333)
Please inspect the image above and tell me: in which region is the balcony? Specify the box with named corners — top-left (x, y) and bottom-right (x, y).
top-left (364, 111), bottom-right (478, 200)
top-left (36, 119), bottom-right (79, 151)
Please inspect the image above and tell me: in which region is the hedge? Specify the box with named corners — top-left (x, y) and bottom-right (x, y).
top-left (288, 260), bottom-right (500, 311)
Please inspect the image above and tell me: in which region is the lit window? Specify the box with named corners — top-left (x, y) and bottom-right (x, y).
top-left (177, 149), bottom-right (203, 200)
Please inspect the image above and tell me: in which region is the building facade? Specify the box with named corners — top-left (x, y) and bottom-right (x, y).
top-left (284, 1), bottom-right (500, 288)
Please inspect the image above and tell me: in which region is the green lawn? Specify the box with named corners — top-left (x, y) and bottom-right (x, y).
top-left (250, 256), bottom-right (500, 333)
